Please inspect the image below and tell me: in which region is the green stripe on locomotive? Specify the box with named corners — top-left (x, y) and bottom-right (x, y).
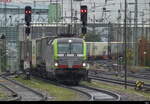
top-left (53, 39), bottom-right (58, 60)
top-left (83, 40), bottom-right (87, 60)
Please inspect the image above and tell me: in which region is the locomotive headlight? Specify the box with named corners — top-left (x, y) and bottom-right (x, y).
top-left (68, 40), bottom-right (72, 43)
top-left (82, 63), bottom-right (86, 67)
top-left (55, 63), bottom-right (58, 67)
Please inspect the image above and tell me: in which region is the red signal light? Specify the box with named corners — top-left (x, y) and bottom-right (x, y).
top-left (25, 10), bottom-right (31, 14)
top-left (80, 9), bottom-right (87, 13)
top-left (28, 10), bottom-right (31, 14)
top-left (25, 10), bottom-right (28, 14)
top-left (84, 9), bottom-right (87, 13)
top-left (80, 9), bottom-right (84, 13)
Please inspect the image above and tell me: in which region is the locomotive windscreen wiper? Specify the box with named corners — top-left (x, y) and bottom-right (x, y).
top-left (74, 53), bottom-right (77, 56)
top-left (64, 53), bottom-right (67, 56)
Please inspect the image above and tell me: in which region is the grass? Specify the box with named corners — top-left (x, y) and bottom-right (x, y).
top-left (128, 66), bottom-right (150, 73)
top-left (118, 76), bottom-right (150, 84)
top-left (80, 80), bottom-right (150, 100)
top-left (104, 73), bottom-right (150, 84)
top-left (12, 77), bottom-right (83, 101)
top-left (0, 87), bottom-right (7, 100)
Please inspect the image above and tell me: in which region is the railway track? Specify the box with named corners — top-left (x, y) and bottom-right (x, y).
top-left (89, 74), bottom-right (150, 90)
top-left (0, 76), bottom-right (47, 101)
top-left (89, 60), bottom-right (150, 81)
top-left (0, 82), bottom-right (21, 101)
top-left (96, 69), bottom-right (150, 81)
top-left (128, 74), bottom-right (150, 80)
top-left (32, 75), bottom-right (121, 101)
top-left (90, 69), bottom-right (150, 80)
top-left (1, 72), bottom-right (121, 101)
top-left (69, 85), bottom-right (120, 101)
top-left (128, 69), bottom-right (150, 80)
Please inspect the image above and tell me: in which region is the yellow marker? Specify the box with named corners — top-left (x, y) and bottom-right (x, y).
top-left (135, 80), bottom-right (144, 89)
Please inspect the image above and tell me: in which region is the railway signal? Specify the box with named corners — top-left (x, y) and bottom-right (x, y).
top-left (82, 26), bottom-right (87, 34)
top-left (80, 5), bottom-right (88, 36)
top-left (24, 6), bottom-right (32, 78)
top-left (80, 5), bottom-right (87, 25)
top-left (25, 27), bottom-right (30, 35)
top-left (25, 6), bottom-right (32, 36)
top-left (25, 6), bottom-right (32, 26)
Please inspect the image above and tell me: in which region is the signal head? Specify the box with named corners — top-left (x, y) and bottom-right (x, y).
top-left (80, 5), bottom-right (88, 25)
top-left (25, 6), bottom-right (32, 25)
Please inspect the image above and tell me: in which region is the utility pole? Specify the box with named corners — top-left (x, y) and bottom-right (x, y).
top-left (117, 9), bottom-right (121, 73)
top-left (61, 0), bottom-right (64, 33)
top-left (71, 0), bottom-right (73, 34)
top-left (133, 0), bottom-right (138, 65)
top-left (1, 35), bottom-right (6, 72)
top-left (56, 0), bottom-right (58, 35)
top-left (129, 11), bottom-right (134, 49)
top-left (124, 0), bottom-right (127, 89)
top-left (4, 2), bottom-right (7, 72)
top-left (33, 0), bottom-right (36, 22)
top-left (74, 10), bottom-right (77, 34)
top-left (149, 2), bottom-right (150, 41)
top-left (141, 12), bottom-right (144, 36)
top-left (4, 1), bottom-right (7, 28)
top-left (93, 2), bottom-right (96, 36)
top-left (108, 22), bottom-right (111, 59)
top-left (61, 0), bottom-right (63, 22)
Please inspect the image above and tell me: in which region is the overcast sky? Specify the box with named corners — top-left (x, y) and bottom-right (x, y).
top-left (1, 0), bottom-right (150, 23)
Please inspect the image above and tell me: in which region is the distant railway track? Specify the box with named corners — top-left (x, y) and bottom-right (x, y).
top-left (0, 76), bottom-right (47, 101)
top-left (89, 74), bottom-right (150, 91)
top-left (89, 60), bottom-right (150, 81)
top-left (32, 75), bottom-right (120, 101)
top-left (128, 69), bottom-right (150, 80)
top-left (128, 74), bottom-right (150, 80)
top-left (90, 69), bottom-right (150, 81)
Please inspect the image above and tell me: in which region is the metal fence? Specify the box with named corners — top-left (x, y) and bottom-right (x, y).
top-left (0, 26), bottom-right (19, 72)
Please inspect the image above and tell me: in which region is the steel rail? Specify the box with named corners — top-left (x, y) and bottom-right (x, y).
top-left (89, 75), bottom-right (150, 90)
top-left (0, 83), bottom-right (21, 101)
top-left (90, 69), bottom-right (150, 80)
top-left (31, 76), bottom-right (92, 101)
top-left (70, 85), bottom-right (121, 101)
top-left (1, 76), bottom-right (47, 101)
top-left (89, 60), bottom-right (150, 83)
top-left (32, 75), bottom-right (120, 101)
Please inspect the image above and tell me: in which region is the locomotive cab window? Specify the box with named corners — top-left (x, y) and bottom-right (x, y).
top-left (58, 42), bottom-right (83, 54)
top-left (70, 43), bottom-right (83, 54)
top-left (58, 43), bottom-right (70, 54)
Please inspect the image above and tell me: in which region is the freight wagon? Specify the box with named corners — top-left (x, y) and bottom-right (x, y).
top-left (86, 42), bottom-right (124, 60)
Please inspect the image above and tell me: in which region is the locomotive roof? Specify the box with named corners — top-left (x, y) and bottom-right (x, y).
top-left (56, 38), bottom-right (84, 43)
